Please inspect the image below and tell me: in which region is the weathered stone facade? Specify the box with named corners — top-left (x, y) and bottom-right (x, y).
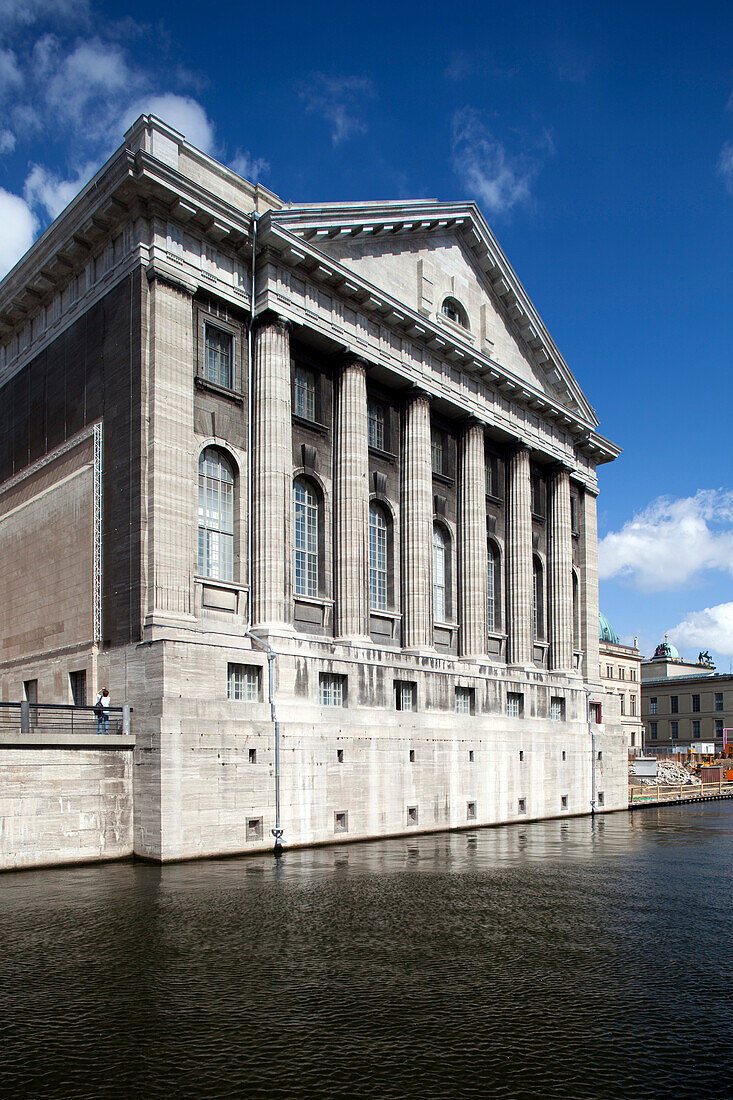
top-left (0, 115), bottom-right (625, 865)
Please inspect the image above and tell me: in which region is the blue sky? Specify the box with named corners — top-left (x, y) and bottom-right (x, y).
top-left (1, 0), bottom-right (731, 665)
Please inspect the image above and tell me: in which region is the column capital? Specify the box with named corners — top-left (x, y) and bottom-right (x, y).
top-left (251, 310), bottom-right (292, 336)
top-left (507, 438), bottom-right (531, 458)
top-left (339, 355), bottom-right (369, 377)
top-left (459, 415), bottom-right (484, 434)
top-left (403, 386), bottom-right (432, 409)
top-left (548, 459), bottom-right (573, 477)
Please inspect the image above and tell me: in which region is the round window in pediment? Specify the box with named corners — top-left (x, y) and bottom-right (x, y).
top-left (441, 297), bottom-right (469, 329)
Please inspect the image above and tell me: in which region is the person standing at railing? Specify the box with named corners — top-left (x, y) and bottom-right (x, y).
top-left (94, 688), bottom-right (110, 735)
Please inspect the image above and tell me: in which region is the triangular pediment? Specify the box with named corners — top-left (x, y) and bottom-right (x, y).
top-left (271, 202), bottom-right (597, 425)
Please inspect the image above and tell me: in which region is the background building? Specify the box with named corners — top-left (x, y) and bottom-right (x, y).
top-left (641, 640), bottom-right (730, 752)
top-left (0, 115), bottom-right (626, 866)
top-left (599, 613), bottom-right (642, 753)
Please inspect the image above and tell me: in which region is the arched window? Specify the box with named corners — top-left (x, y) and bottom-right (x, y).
top-left (487, 540), bottom-right (501, 633)
top-left (293, 478), bottom-right (319, 596)
top-left (369, 503), bottom-right (388, 611)
top-left (198, 448), bottom-right (234, 580)
top-left (533, 557), bottom-right (544, 641)
top-left (572, 570), bottom-right (580, 651)
top-left (433, 523), bottom-right (448, 621)
top-left (441, 297), bottom-right (469, 329)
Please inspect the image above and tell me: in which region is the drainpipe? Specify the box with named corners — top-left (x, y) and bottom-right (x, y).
top-left (243, 209), bottom-right (284, 854)
top-left (586, 688), bottom-right (596, 815)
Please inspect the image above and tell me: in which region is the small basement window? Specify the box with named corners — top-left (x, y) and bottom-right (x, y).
top-left (334, 811), bottom-right (348, 833)
top-left (407, 806), bottom-right (418, 826)
top-left (468, 749), bottom-right (475, 763)
top-left (561, 795), bottom-right (568, 809)
top-left (248, 748), bottom-right (257, 764)
top-left (467, 801), bottom-right (477, 821)
top-left (518, 798), bottom-right (526, 814)
top-left (409, 748), bottom-right (416, 763)
top-left (597, 792), bottom-right (605, 807)
top-left (337, 748), bottom-right (344, 764)
top-left (247, 818), bottom-right (263, 842)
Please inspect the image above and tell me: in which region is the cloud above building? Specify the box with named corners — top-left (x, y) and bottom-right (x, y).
top-left (299, 73), bottom-right (374, 147)
top-left (598, 489), bottom-right (733, 591)
top-left (668, 602), bottom-right (733, 659)
top-left (451, 107), bottom-right (549, 215)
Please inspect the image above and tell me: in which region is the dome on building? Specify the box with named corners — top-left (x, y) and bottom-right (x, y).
top-left (653, 638), bottom-right (680, 660)
top-left (598, 612), bottom-right (619, 645)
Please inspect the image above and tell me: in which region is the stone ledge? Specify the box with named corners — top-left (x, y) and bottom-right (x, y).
top-left (0, 732), bottom-right (136, 749)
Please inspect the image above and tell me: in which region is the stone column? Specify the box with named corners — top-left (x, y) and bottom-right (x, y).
top-left (579, 487), bottom-right (601, 683)
top-left (401, 389), bottom-right (433, 650)
top-left (458, 420), bottom-right (487, 658)
top-left (251, 316), bottom-right (292, 629)
top-left (335, 359), bottom-right (370, 640)
top-left (548, 466), bottom-right (573, 671)
top-left (506, 444), bottom-right (533, 665)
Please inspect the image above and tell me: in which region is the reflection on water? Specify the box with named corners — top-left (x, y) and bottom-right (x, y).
top-left (1, 805), bottom-right (732, 1098)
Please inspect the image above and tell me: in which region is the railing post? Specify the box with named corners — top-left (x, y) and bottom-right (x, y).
top-left (122, 704), bottom-right (131, 737)
top-left (20, 700), bottom-right (30, 734)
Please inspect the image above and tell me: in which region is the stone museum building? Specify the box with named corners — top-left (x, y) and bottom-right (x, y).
top-left (599, 613), bottom-right (642, 753)
top-left (0, 115), bottom-right (626, 866)
top-left (641, 640), bottom-right (730, 753)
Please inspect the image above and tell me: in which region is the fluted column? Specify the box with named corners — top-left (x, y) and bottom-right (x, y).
top-left (251, 316), bottom-right (292, 629)
top-left (335, 359), bottom-right (370, 639)
top-left (401, 390), bottom-right (433, 650)
top-left (579, 488), bottom-right (601, 683)
top-left (549, 466), bottom-right (573, 671)
top-left (458, 420), bottom-right (487, 657)
top-left (507, 444), bottom-right (533, 665)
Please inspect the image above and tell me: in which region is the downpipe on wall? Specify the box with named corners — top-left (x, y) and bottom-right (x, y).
top-left (244, 209), bottom-right (284, 855)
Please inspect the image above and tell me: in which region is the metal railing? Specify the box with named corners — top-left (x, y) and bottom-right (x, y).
top-left (0, 702), bottom-right (131, 736)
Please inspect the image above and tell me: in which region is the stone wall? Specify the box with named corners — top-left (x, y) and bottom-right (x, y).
top-left (0, 734), bottom-right (134, 871)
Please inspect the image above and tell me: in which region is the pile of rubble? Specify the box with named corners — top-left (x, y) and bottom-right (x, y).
top-left (633, 760), bottom-right (702, 787)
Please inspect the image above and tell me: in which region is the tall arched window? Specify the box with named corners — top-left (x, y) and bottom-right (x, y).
top-left (293, 478), bottom-right (319, 596)
top-left (198, 448), bottom-right (234, 580)
top-left (533, 557), bottom-right (544, 641)
top-left (487, 540), bottom-right (501, 633)
top-left (369, 503), bottom-right (388, 611)
top-left (433, 523), bottom-right (447, 621)
top-left (572, 570), bottom-right (580, 651)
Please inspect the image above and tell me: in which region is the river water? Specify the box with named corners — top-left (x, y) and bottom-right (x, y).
top-left (1, 803), bottom-right (731, 1099)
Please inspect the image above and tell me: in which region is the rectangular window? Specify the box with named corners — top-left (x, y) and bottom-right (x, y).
top-left (247, 818), bottom-right (263, 842)
top-left (468, 749), bottom-right (475, 762)
top-left (248, 748), bottom-right (257, 764)
top-left (519, 750), bottom-right (524, 761)
top-left (671, 695), bottom-right (678, 713)
top-left (692, 720), bottom-right (700, 738)
top-left (518, 798), bottom-right (526, 814)
top-left (334, 811), bottom-right (348, 834)
top-left (630, 669), bottom-right (636, 681)
top-left (561, 795), bottom-right (568, 809)
top-left (619, 667), bottom-right (625, 680)
top-left (570, 494), bottom-right (578, 533)
top-left (409, 748), bottom-right (416, 763)
top-left (407, 806), bottom-right (418, 826)
top-left (456, 687), bottom-right (475, 715)
top-left (671, 721), bottom-right (678, 739)
top-left (69, 669), bottom-right (86, 706)
top-left (606, 665), bottom-right (613, 679)
top-left (337, 748), bottom-right (344, 763)
top-left (715, 692), bottom-right (723, 712)
top-left (550, 697), bottom-right (565, 721)
top-left (467, 801), bottom-right (477, 821)
top-left (620, 695), bottom-right (626, 716)
top-left (650, 722), bottom-right (657, 740)
top-left (650, 697), bottom-right (658, 715)
top-left (485, 454), bottom-right (499, 498)
top-left (368, 402), bottom-right (385, 450)
top-left (630, 696), bottom-right (637, 716)
top-left (23, 679), bottom-right (38, 704)
top-left (507, 692), bottom-right (523, 719)
top-left (530, 475), bottom-right (545, 518)
top-left (395, 681), bottom-right (416, 712)
top-left (692, 694), bottom-right (700, 713)
top-left (204, 324), bottom-right (233, 389)
top-left (320, 674), bottom-right (345, 707)
top-left (227, 664), bottom-right (260, 701)
top-left (715, 719), bottom-right (723, 736)
top-left (590, 702), bottom-right (602, 724)
top-left (431, 430), bottom-right (444, 475)
top-left (294, 365), bottom-right (316, 421)
top-left (597, 792), bottom-right (605, 807)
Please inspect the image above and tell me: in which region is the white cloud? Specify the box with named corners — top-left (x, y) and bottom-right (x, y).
top-left (229, 150), bottom-right (269, 183)
top-left (598, 490), bottom-right (733, 591)
top-left (0, 188), bottom-right (38, 278)
top-left (0, 0), bottom-right (87, 29)
top-left (451, 107), bottom-right (537, 215)
top-left (718, 141), bottom-right (733, 194)
top-left (24, 161), bottom-right (97, 220)
top-left (46, 38), bottom-right (139, 134)
top-left (299, 73), bottom-right (373, 146)
top-left (123, 94), bottom-right (216, 154)
top-left (669, 603), bottom-right (733, 659)
top-left (0, 48), bottom-right (22, 96)
top-left (0, 128), bottom-right (15, 152)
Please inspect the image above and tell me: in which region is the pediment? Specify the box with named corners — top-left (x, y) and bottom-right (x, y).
top-left (272, 203), bottom-right (597, 424)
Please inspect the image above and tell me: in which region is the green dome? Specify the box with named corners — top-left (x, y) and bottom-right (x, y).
top-left (653, 638), bottom-right (680, 660)
top-left (599, 612), bottom-right (620, 645)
